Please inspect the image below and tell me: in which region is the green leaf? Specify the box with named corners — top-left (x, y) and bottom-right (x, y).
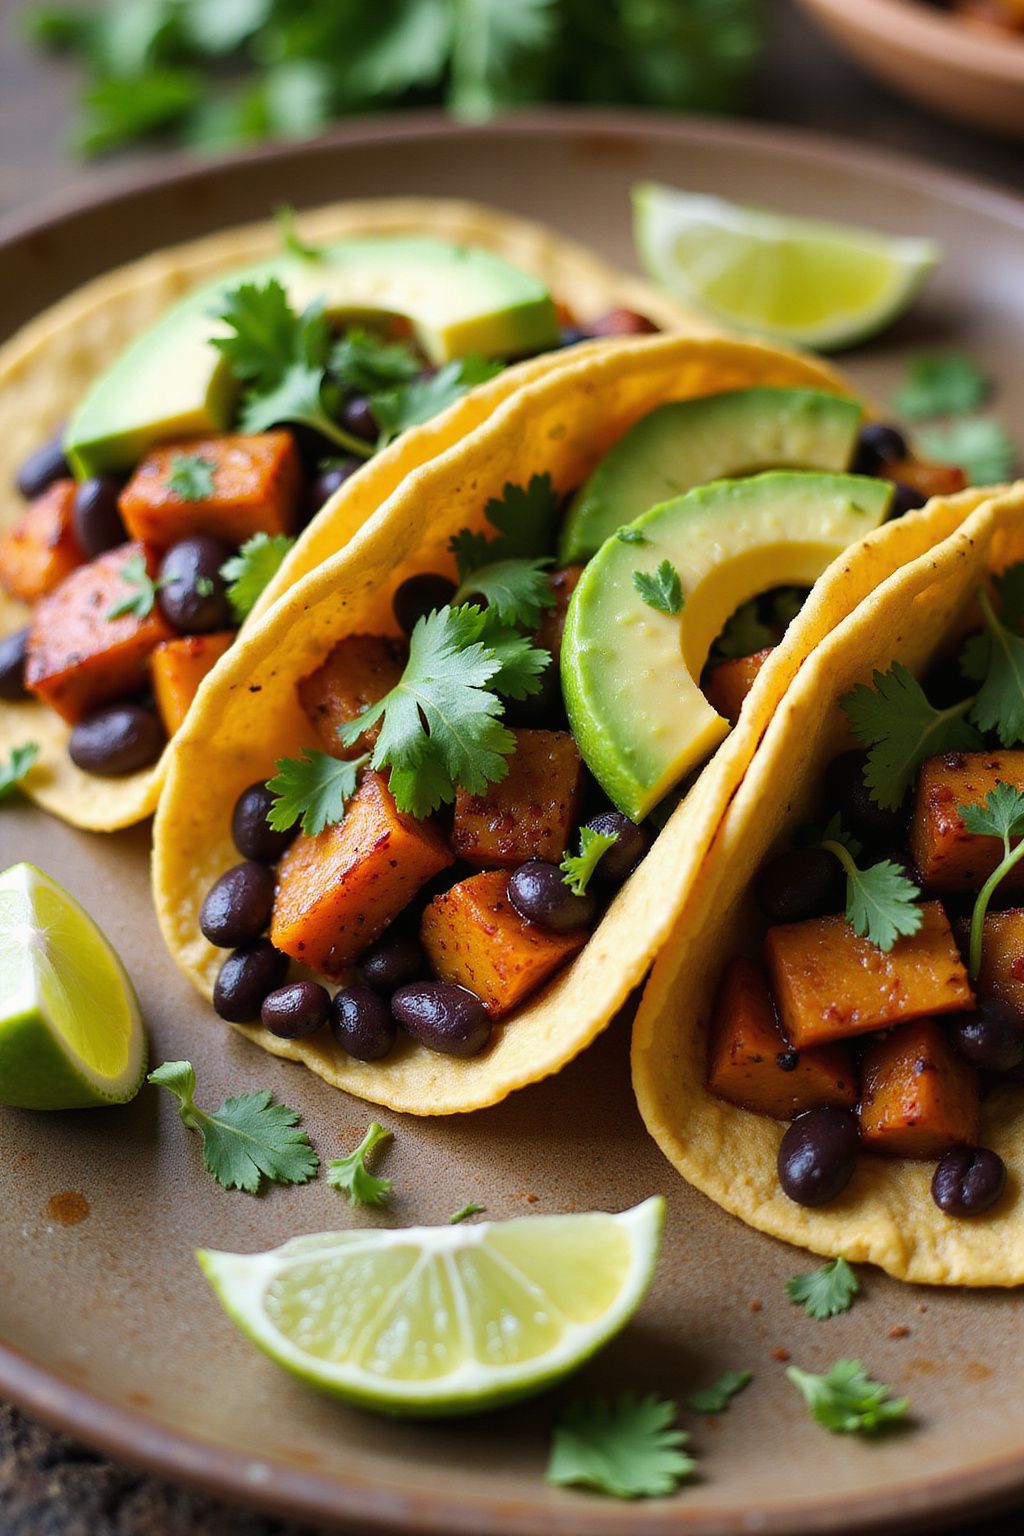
top-left (477, 617), bottom-right (550, 700)
top-left (449, 473), bottom-right (560, 578)
top-left (547, 1393), bottom-right (695, 1500)
top-left (371, 355), bottom-right (504, 444)
top-left (341, 0), bottom-right (451, 98)
top-left (24, 7), bottom-right (98, 54)
top-left (449, 1200), bottom-right (486, 1224)
top-left (76, 69), bottom-right (202, 157)
top-left (841, 662), bottom-right (983, 811)
top-left (274, 203), bottom-right (323, 261)
top-left (262, 58), bottom-right (333, 137)
top-left (633, 559), bottom-right (683, 617)
top-left (220, 532), bottom-right (295, 622)
top-left (821, 838), bottom-right (922, 954)
top-left (330, 327), bottom-right (420, 393)
top-left (326, 1122), bottom-right (393, 1207)
top-left (893, 353), bottom-right (988, 420)
top-left (917, 419), bottom-right (1016, 487)
top-left (786, 1258), bottom-right (860, 1321)
top-left (560, 826), bottom-right (618, 896)
top-left (266, 749), bottom-right (367, 836)
top-left (454, 556), bottom-right (554, 629)
top-left (148, 1060), bottom-right (318, 1193)
top-left (787, 1360), bottom-right (909, 1436)
top-left (105, 551), bottom-right (165, 621)
top-left (686, 1370), bottom-right (752, 1414)
top-left (182, 0), bottom-right (271, 54)
top-left (970, 588), bottom-right (1024, 747)
top-left (212, 278), bottom-right (302, 390)
top-left (957, 781), bottom-right (1024, 979)
top-left (716, 598), bottom-right (774, 660)
top-left (0, 743), bottom-right (39, 802)
top-left (616, 525), bottom-right (648, 544)
top-left (166, 452), bottom-right (216, 501)
top-left (449, 0), bottom-right (559, 118)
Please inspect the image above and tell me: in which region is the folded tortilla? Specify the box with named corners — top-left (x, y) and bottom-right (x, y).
top-left (0, 198), bottom-right (705, 831)
top-left (632, 481), bottom-right (1024, 1286)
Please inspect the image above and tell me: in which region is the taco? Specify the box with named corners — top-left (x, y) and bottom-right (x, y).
top-left (0, 198), bottom-right (699, 832)
top-left (632, 480), bottom-right (1024, 1286)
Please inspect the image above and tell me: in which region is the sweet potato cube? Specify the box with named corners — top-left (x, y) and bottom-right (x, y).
top-left (535, 565), bottom-right (584, 665)
top-left (421, 869), bottom-right (587, 1018)
top-left (859, 1018), bottom-right (979, 1158)
top-left (452, 729), bottom-right (584, 867)
top-left (911, 752), bottom-right (1024, 893)
top-left (25, 541), bottom-right (174, 723)
top-left (270, 771), bottom-right (452, 977)
top-left (151, 631), bottom-right (233, 736)
top-left (884, 457), bottom-right (967, 501)
top-left (956, 908), bottom-right (1024, 1025)
top-left (707, 957), bottom-right (856, 1119)
top-left (119, 431), bottom-right (301, 548)
top-left (297, 635), bottom-right (406, 761)
top-left (765, 901), bottom-right (974, 1048)
top-left (705, 648), bottom-right (775, 726)
top-left (0, 480), bottom-right (82, 602)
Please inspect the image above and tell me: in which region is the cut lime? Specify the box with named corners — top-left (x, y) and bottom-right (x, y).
top-left (634, 183), bottom-right (939, 351)
top-left (0, 863), bottom-right (147, 1109)
top-left (199, 1197), bottom-right (664, 1416)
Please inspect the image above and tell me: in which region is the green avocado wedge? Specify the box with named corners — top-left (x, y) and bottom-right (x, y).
top-left (559, 387), bottom-right (863, 563)
top-left (66, 237), bottom-right (560, 478)
top-left (561, 470), bottom-right (893, 821)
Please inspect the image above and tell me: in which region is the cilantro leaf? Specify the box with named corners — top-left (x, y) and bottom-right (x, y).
top-left (105, 552), bottom-right (165, 621)
top-left (970, 588), bottom-right (1024, 747)
top-left (75, 70), bottom-right (202, 157)
top-left (893, 353), bottom-right (988, 420)
top-left (716, 598), bottom-right (774, 659)
top-left (957, 782), bottom-right (1024, 979)
top-left (449, 1200), bottom-right (486, 1224)
top-left (147, 1060), bottom-right (318, 1193)
top-left (686, 1370), bottom-right (752, 1414)
top-left (166, 452), bottom-right (216, 501)
top-left (266, 749), bottom-right (367, 836)
top-left (481, 474), bottom-right (560, 559)
top-left (330, 327), bottom-right (420, 393)
top-left (560, 825), bottom-right (618, 895)
top-left (820, 837), bottom-right (923, 953)
top-left (371, 355), bottom-right (504, 445)
top-left (238, 358), bottom-right (370, 456)
top-left (220, 531), bottom-right (295, 622)
top-left (477, 617), bottom-right (550, 699)
top-left (548, 1393), bottom-right (695, 1500)
top-left (841, 662), bottom-right (983, 811)
top-left (275, 203), bottom-right (323, 261)
top-left (633, 559), bottom-right (683, 617)
top-left (212, 277), bottom-right (299, 390)
top-left (917, 419), bottom-right (1016, 486)
top-left (786, 1257), bottom-right (860, 1320)
top-left (787, 1360), bottom-right (909, 1436)
top-left (616, 525), bottom-right (648, 545)
top-left (0, 743), bottom-right (39, 801)
top-left (326, 1121), bottom-right (393, 1207)
top-left (454, 556), bottom-right (554, 629)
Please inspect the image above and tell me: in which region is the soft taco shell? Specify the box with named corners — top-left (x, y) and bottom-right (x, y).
top-left (154, 333), bottom-right (983, 1116)
top-left (632, 481), bottom-right (1024, 1287)
top-left (0, 198), bottom-right (705, 831)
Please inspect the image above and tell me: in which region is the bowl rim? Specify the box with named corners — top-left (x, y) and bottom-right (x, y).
top-left (797, 0), bottom-right (1024, 81)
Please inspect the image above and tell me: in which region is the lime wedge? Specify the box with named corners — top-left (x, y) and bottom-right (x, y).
top-left (199, 1197), bottom-right (664, 1416)
top-left (634, 183), bottom-right (939, 351)
top-left (0, 862), bottom-right (147, 1109)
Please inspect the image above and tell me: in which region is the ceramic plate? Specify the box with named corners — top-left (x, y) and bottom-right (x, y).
top-left (1, 112), bottom-right (1023, 1536)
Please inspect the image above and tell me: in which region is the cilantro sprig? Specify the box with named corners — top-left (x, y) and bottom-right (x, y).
top-left (105, 551), bottom-right (167, 621)
top-left (917, 419), bottom-right (1015, 487)
top-left (373, 356), bottom-right (503, 446)
top-left (968, 587), bottom-right (1024, 748)
top-left (686, 1370), bottom-right (751, 1414)
top-left (266, 749), bottom-right (368, 836)
top-left (547, 1393), bottom-right (695, 1500)
top-left (893, 354), bottom-right (988, 420)
top-left (819, 825), bottom-right (922, 954)
top-left (560, 826), bottom-right (618, 896)
top-left (0, 743), bottom-right (39, 801)
top-left (220, 532), bottom-right (296, 622)
top-left (957, 782), bottom-right (1024, 980)
top-left (842, 662), bottom-right (982, 811)
top-left (787, 1360), bottom-right (909, 1436)
top-left (786, 1257), bottom-right (860, 1320)
top-left (449, 474), bottom-right (560, 629)
top-left (326, 1122), bottom-right (393, 1207)
top-left (166, 451), bottom-right (216, 500)
top-left (449, 1200), bottom-right (486, 1224)
top-left (633, 559), bottom-right (683, 616)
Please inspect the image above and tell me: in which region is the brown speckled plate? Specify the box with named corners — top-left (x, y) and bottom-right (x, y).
top-left (2, 113), bottom-right (1024, 1536)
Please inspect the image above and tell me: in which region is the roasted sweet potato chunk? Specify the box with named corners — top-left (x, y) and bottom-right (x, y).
top-left (884, 457), bottom-right (967, 500)
top-left (270, 771), bottom-right (452, 977)
top-left (911, 751), bottom-right (1024, 893)
top-left (765, 901), bottom-right (974, 1048)
top-left (297, 635), bottom-right (406, 761)
top-left (705, 648), bottom-right (775, 726)
top-left (535, 565), bottom-right (584, 665)
top-left (0, 480), bottom-right (82, 602)
top-left (452, 729), bottom-right (584, 867)
top-left (707, 957), bottom-right (856, 1119)
top-left (956, 908), bottom-right (1024, 1024)
top-left (25, 541), bottom-right (174, 723)
top-left (421, 869), bottom-right (586, 1018)
top-left (859, 1018), bottom-right (979, 1158)
top-left (151, 631), bottom-right (233, 736)
top-left (119, 431), bottom-right (301, 548)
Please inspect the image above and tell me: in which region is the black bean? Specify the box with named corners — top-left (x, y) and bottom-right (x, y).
top-left (72, 476), bottom-right (126, 557)
top-left (507, 860), bottom-right (595, 933)
top-left (330, 985), bottom-right (397, 1061)
top-left (341, 395), bottom-right (377, 442)
top-left (584, 811), bottom-right (650, 884)
top-left (392, 573), bottom-right (457, 636)
top-left (261, 980), bottom-right (330, 1039)
top-left (950, 1006), bottom-right (1024, 1073)
top-left (851, 423), bottom-right (908, 476)
top-left (213, 940), bottom-right (289, 1023)
top-left (357, 929), bottom-right (427, 994)
top-left (777, 1107), bottom-right (860, 1207)
top-left (826, 751), bottom-right (908, 846)
top-left (887, 480), bottom-right (927, 520)
top-left (199, 861), bottom-right (276, 948)
top-left (231, 781), bottom-right (297, 864)
top-left (68, 704), bottom-right (164, 776)
top-left (307, 459), bottom-right (360, 518)
top-left (756, 845), bottom-right (845, 923)
top-left (392, 982), bottom-right (492, 1057)
top-left (931, 1146), bottom-right (1006, 1217)
top-left (0, 627), bottom-right (29, 701)
top-left (16, 434), bottom-right (68, 499)
top-left (157, 536), bottom-right (234, 634)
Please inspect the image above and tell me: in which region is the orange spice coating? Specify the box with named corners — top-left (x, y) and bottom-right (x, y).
top-left (535, 565), bottom-right (584, 666)
top-left (956, 908), bottom-right (1024, 1025)
top-left (119, 431), bottom-right (301, 548)
top-left (859, 1017), bottom-right (980, 1158)
top-left (452, 729), bottom-right (585, 868)
top-left (705, 647), bottom-right (775, 727)
top-left (151, 631), bottom-right (233, 736)
top-left (911, 752), bottom-right (1024, 893)
top-left (297, 634), bottom-right (406, 761)
top-left (0, 480), bottom-right (83, 602)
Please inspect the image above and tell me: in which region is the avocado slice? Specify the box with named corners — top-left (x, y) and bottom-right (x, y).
top-left (561, 470), bottom-right (893, 821)
top-left (559, 387), bottom-right (863, 563)
top-left (66, 237), bottom-right (560, 478)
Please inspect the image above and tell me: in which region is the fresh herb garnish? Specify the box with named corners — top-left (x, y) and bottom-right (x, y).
top-left (266, 749), bottom-right (368, 836)
top-left (105, 551), bottom-right (167, 620)
top-left (166, 451), bottom-right (216, 501)
top-left (893, 353), bottom-right (988, 420)
top-left (786, 1257), bottom-right (860, 1320)
top-left (450, 474), bottom-right (560, 571)
top-left (330, 327), bottom-right (420, 394)
top-left (787, 1360), bottom-right (909, 1436)
top-left (147, 1060), bottom-right (318, 1193)
top-left (616, 525), bottom-right (648, 544)
top-left (0, 743), bottom-right (39, 801)
top-left (560, 826), bottom-right (618, 896)
top-left (716, 598), bottom-right (774, 660)
top-left (326, 1122), bottom-right (393, 1207)
top-left (842, 662), bottom-right (982, 811)
top-left (686, 1370), bottom-right (752, 1414)
top-left (966, 587), bottom-right (1024, 748)
top-left (194, 574), bottom-right (215, 597)
top-left (449, 1200), bottom-right (486, 1224)
top-left (819, 824), bottom-right (922, 953)
top-left (220, 532), bottom-right (295, 622)
top-left (917, 419), bottom-right (1016, 486)
top-left (372, 355), bottom-right (504, 446)
top-left (547, 1393), bottom-right (696, 1500)
top-left (958, 782), bottom-right (1024, 979)
top-left (453, 558), bottom-right (554, 630)
top-left (275, 203), bottom-right (323, 262)
top-left (633, 559), bottom-right (683, 617)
